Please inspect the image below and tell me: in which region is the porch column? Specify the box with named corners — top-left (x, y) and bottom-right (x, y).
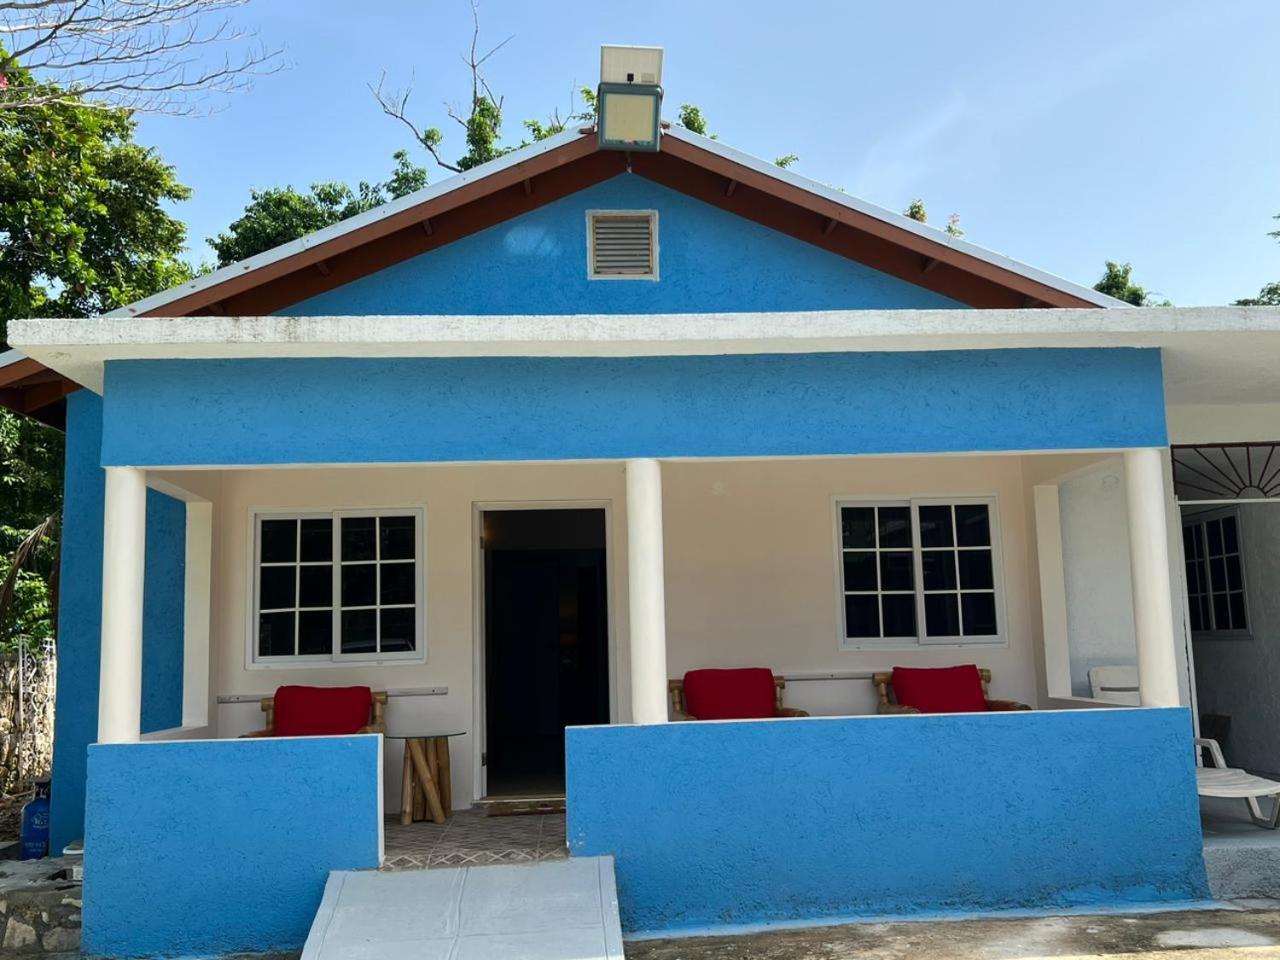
top-left (99, 466), bottom-right (147, 743)
top-left (626, 458), bottom-right (669, 724)
top-left (1123, 448), bottom-right (1180, 707)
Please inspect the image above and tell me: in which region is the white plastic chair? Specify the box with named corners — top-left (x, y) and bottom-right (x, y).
top-left (1196, 736), bottom-right (1280, 829)
top-left (1088, 665), bottom-right (1140, 705)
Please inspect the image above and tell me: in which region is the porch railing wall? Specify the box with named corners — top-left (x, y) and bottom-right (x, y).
top-left (82, 733), bottom-right (383, 958)
top-left (567, 708), bottom-right (1209, 936)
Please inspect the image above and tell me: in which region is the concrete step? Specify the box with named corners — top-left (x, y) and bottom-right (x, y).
top-left (302, 856), bottom-right (623, 960)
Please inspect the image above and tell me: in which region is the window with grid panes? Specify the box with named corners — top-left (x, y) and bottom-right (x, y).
top-left (837, 499), bottom-right (1003, 648)
top-left (1183, 510), bottom-right (1248, 638)
top-left (254, 510), bottom-right (423, 663)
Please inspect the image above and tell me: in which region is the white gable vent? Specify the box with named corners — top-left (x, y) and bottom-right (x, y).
top-left (587, 210), bottom-right (658, 280)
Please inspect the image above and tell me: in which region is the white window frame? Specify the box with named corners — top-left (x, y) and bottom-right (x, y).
top-left (247, 506), bottom-right (427, 668)
top-left (832, 495), bottom-right (1008, 651)
top-left (585, 209), bottom-right (659, 281)
top-left (1183, 506), bottom-right (1251, 642)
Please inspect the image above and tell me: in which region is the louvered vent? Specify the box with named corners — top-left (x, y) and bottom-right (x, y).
top-left (588, 212), bottom-right (657, 279)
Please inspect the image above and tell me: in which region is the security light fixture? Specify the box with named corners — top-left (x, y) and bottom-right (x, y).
top-left (597, 45), bottom-right (663, 152)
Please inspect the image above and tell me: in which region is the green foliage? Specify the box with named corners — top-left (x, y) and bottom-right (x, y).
top-left (676, 104), bottom-right (710, 137)
top-left (1235, 282), bottom-right (1280, 306)
top-left (773, 154), bottom-right (799, 169)
top-left (1094, 261), bottom-right (1154, 306)
top-left (0, 58), bottom-right (192, 347)
top-left (209, 150), bottom-right (429, 266)
top-left (944, 213), bottom-right (965, 239)
top-left (904, 199), bottom-right (927, 223)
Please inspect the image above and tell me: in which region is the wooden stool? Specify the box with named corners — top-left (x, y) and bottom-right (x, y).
top-left (398, 735), bottom-right (454, 825)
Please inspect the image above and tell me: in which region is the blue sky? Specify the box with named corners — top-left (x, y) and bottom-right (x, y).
top-left (135, 0), bottom-right (1280, 305)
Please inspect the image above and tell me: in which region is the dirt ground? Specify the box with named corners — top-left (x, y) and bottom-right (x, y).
top-left (625, 905), bottom-right (1280, 959)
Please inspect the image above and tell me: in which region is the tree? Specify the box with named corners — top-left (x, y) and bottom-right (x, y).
top-left (208, 150), bottom-right (427, 266)
top-left (0, 65), bottom-right (193, 652)
top-left (1093, 261), bottom-right (1161, 306)
top-left (1234, 214), bottom-right (1280, 305)
top-left (0, 2), bottom-right (281, 113)
top-left (902, 199), bottom-right (964, 238)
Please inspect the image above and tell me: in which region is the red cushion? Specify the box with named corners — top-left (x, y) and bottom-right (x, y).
top-left (890, 665), bottom-right (988, 714)
top-left (272, 685), bottom-right (373, 736)
top-left (682, 668), bottom-right (778, 720)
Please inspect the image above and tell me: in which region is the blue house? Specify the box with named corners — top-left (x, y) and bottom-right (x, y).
top-left (3, 119), bottom-right (1276, 957)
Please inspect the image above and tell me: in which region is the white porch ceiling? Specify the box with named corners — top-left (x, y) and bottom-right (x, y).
top-left (10, 306), bottom-right (1280, 405)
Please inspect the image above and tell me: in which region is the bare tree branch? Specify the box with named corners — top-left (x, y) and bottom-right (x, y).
top-left (369, 71), bottom-right (461, 174)
top-left (0, 0), bottom-right (284, 113)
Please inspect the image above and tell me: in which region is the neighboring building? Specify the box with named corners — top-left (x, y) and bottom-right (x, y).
top-left (3, 121), bottom-right (1277, 957)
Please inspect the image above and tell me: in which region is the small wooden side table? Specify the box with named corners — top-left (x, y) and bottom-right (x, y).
top-left (386, 730), bottom-right (465, 825)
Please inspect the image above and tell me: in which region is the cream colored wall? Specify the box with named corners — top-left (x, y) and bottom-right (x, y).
top-left (158, 452), bottom-right (1136, 813)
top-left (661, 455), bottom-right (1040, 713)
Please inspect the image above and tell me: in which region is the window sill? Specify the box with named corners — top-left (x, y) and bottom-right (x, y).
top-left (839, 637), bottom-right (1008, 652)
top-left (247, 654), bottom-right (427, 670)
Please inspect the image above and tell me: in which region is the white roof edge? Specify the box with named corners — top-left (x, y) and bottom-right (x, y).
top-left (660, 126), bottom-right (1126, 308)
top-left (107, 122), bottom-right (1122, 320)
top-left (13, 307), bottom-right (1280, 395)
top-left (0, 348), bottom-right (30, 369)
top-left (106, 125), bottom-right (595, 318)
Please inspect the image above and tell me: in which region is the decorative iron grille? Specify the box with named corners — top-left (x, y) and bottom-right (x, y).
top-left (1172, 443), bottom-right (1280, 501)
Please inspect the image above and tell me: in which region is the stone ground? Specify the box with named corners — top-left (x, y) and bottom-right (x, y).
top-left (626, 904), bottom-right (1280, 959)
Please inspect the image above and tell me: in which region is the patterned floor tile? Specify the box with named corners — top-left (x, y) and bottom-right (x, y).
top-left (381, 808), bottom-right (567, 872)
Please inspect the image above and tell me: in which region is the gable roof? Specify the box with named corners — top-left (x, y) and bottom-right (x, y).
top-left (108, 125), bottom-right (1121, 318)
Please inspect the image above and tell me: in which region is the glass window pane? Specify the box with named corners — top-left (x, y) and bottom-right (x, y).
top-left (381, 562), bottom-right (416, 606)
top-left (958, 551), bottom-right (995, 590)
top-left (961, 593), bottom-right (998, 636)
top-left (1192, 524), bottom-right (1205, 556)
top-left (1222, 516), bottom-right (1239, 553)
top-left (1226, 554), bottom-right (1243, 592)
top-left (924, 594), bottom-right (960, 637)
top-left (1184, 562), bottom-right (1200, 594)
top-left (1206, 520), bottom-right (1224, 557)
top-left (842, 552), bottom-right (877, 592)
top-left (879, 551), bottom-right (913, 591)
top-left (1229, 592), bottom-right (1247, 630)
top-left (299, 565), bottom-right (333, 608)
top-left (918, 506), bottom-right (953, 548)
top-left (260, 519), bottom-right (296, 563)
top-left (1198, 596), bottom-right (1211, 630)
top-left (1212, 593), bottom-right (1230, 630)
top-left (258, 611), bottom-right (295, 657)
top-left (877, 507), bottom-right (912, 549)
top-left (841, 508), bottom-right (875, 549)
top-left (844, 595), bottom-right (879, 638)
top-left (300, 518), bottom-right (333, 562)
top-left (955, 505), bottom-right (991, 547)
top-left (341, 564), bottom-right (377, 607)
top-left (380, 516), bottom-right (416, 561)
top-left (342, 517), bottom-right (376, 562)
top-left (881, 595), bottom-right (916, 637)
top-left (341, 609), bottom-right (377, 654)
top-left (259, 566), bottom-right (295, 610)
top-left (921, 550), bottom-right (957, 591)
top-left (298, 610), bottom-right (333, 655)
top-left (1209, 557), bottom-right (1227, 592)
top-left (1182, 525), bottom-right (1195, 552)
top-left (1188, 599), bottom-right (1204, 632)
top-left (380, 608), bottom-right (416, 652)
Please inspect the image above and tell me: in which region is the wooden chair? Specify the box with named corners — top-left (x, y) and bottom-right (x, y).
top-left (872, 667), bottom-right (1030, 715)
top-left (668, 669), bottom-right (809, 721)
top-left (242, 686), bottom-right (387, 737)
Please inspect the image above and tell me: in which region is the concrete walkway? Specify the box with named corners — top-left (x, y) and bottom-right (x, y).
top-left (302, 857), bottom-right (623, 960)
top-left (627, 903), bottom-right (1280, 960)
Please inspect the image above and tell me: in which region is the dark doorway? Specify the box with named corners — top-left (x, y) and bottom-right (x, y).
top-left (482, 508), bottom-right (609, 797)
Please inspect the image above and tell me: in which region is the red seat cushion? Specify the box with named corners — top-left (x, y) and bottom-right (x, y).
top-left (682, 668), bottom-right (778, 720)
top-left (890, 665), bottom-right (988, 714)
top-left (272, 685), bottom-right (373, 736)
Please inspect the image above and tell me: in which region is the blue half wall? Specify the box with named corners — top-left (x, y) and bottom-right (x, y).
top-left (82, 735), bottom-right (382, 957)
top-left (280, 175), bottom-right (963, 316)
top-left (100, 348), bottom-right (1167, 466)
top-left (566, 709), bottom-right (1209, 935)
top-left (50, 392), bottom-right (187, 852)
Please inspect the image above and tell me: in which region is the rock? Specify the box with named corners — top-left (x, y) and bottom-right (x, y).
top-left (2, 917), bottom-right (37, 949)
top-left (41, 926), bottom-right (79, 952)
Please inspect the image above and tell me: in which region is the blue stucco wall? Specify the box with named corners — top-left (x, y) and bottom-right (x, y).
top-left (99, 348), bottom-right (1167, 467)
top-left (281, 175), bottom-right (963, 316)
top-left (566, 709), bottom-right (1209, 936)
top-left (82, 735), bottom-right (382, 957)
top-left (49, 392), bottom-right (188, 852)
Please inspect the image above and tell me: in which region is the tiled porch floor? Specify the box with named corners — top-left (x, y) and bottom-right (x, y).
top-left (382, 808), bottom-right (568, 871)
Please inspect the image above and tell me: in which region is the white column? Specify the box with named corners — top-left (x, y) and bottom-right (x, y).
top-left (99, 466), bottom-right (148, 743)
top-left (626, 458), bottom-right (669, 724)
top-left (1124, 448), bottom-right (1180, 707)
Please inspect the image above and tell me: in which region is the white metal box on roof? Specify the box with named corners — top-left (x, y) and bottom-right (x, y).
top-left (599, 44), bottom-right (663, 85)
